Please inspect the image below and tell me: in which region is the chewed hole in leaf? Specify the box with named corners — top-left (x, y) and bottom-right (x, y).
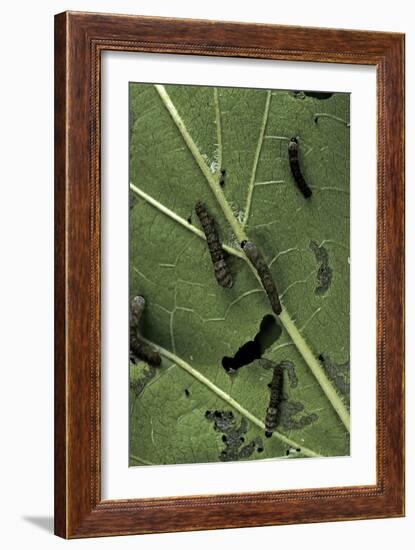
top-left (222, 315), bottom-right (282, 373)
top-left (292, 91), bottom-right (334, 100)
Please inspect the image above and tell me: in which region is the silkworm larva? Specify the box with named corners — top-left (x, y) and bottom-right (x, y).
top-left (241, 241), bottom-right (281, 315)
top-left (195, 201), bottom-right (233, 289)
top-left (288, 137), bottom-right (312, 199)
top-left (130, 296), bottom-right (161, 367)
top-left (265, 365), bottom-right (284, 437)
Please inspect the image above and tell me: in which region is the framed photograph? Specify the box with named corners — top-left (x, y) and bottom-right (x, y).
top-left (54, 11), bottom-right (405, 538)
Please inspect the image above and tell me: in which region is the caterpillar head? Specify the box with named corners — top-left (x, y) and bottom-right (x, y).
top-left (131, 295), bottom-right (146, 314)
top-left (288, 137), bottom-right (299, 150)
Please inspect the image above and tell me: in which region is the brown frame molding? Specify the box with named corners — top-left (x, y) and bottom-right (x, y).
top-left (54, 11), bottom-right (405, 538)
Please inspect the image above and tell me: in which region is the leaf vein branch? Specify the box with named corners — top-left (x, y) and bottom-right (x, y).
top-left (130, 183), bottom-right (245, 261)
top-left (243, 90), bottom-right (272, 228)
top-left (129, 454), bottom-right (155, 466)
top-left (143, 339), bottom-right (321, 458)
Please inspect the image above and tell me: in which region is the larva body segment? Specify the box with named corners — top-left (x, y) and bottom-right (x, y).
top-left (131, 339), bottom-right (162, 367)
top-left (242, 241), bottom-right (282, 315)
top-left (265, 365), bottom-right (284, 437)
top-left (288, 137), bottom-right (312, 199)
top-left (195, 201), bottom-right (233, 289)
top-left (131, 295), bottom-right (146, 326)
top-left (130, 295), bottom-right (161, 367)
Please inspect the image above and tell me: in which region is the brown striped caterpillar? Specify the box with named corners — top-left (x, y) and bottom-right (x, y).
top-left (265, 364), bottom-right (284, 437)
top-left (241, 241), bottom-right (282, 315)
top-left (130, 295), bottom-right (161, 367)
top-left (288, 137), bottom-right (312, 199)
top-left (195, 201), bottom-right (233, 288)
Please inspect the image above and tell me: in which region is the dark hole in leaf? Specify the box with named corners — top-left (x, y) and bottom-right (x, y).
top-left (184, 389), bottom-right (190, 397)
top-left (222, 341), bottom-right (260, 372)
top-left (256, 315), bottom-right (282, 353)
top-left (305, 91), bottom-right (334, 100)
top-left (293, 90), bottom-right (334, 100)
top-left (222, 315), bottom-right (282, 373)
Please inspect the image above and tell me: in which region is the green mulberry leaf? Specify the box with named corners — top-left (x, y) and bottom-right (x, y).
top-left (129, 83), bottom-right (350, 465)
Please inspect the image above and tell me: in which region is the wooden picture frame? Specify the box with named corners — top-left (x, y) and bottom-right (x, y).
top-left (54, 11), bottom-right (405, 538)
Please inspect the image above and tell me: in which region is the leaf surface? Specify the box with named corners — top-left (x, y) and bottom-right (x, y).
top-left (129, 83), bottom-right (350, 465)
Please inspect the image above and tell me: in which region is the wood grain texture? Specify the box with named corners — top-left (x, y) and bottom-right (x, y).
top-left (54, 12), bottom-right (67, 538)
top-left (54, 11), bottom-right (405, 539)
